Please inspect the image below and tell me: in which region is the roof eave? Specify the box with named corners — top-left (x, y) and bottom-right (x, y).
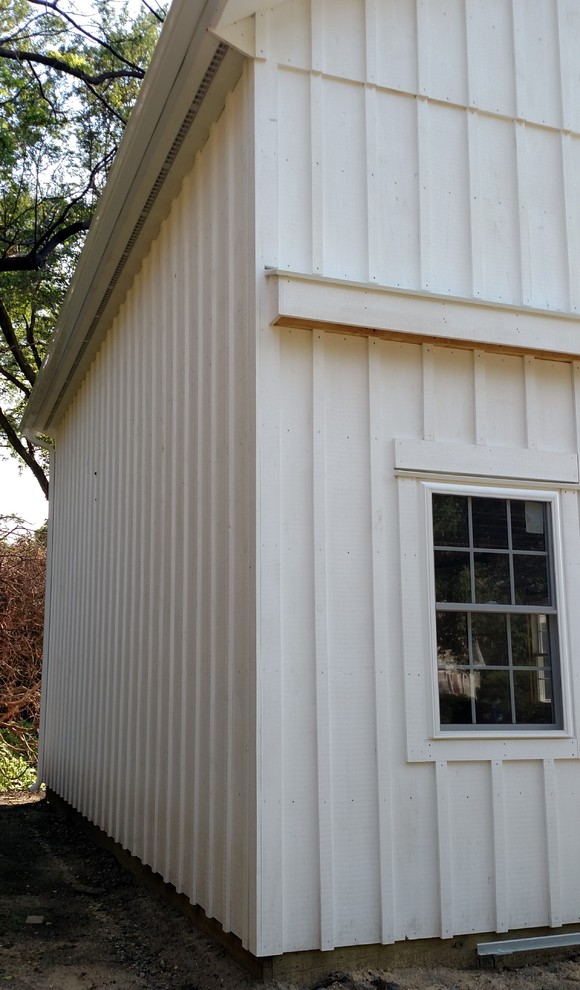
top-left (23, 0), bottom-right (244, 438)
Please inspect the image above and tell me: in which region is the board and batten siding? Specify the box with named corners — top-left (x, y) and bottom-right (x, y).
top-left (249, 0), bottom-right (580, 954)
top-left (42, 67), bottom-right (258, 951)
top-left (235, 0), bottom-right (580, 313)
top-left (256, 331), bottom-right (580, 954)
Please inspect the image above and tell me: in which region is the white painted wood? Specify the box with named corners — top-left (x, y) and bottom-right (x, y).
top-left (435, 762), bottom-right (454, 938)
top-left (504, 762), bottom-right (550, 928)
top-left (312, 332), bottom-right (335, 950)
top-left (273, 273), bottom-right (580, 360)
top-left (368, 338), bottom-right (396, 944)
top-left (466, 0), bottom-right (516, 116)
top-left (37, 0), bottom-right (580, 963)
top-left (491, 761), bottom-right (509, 933)
top-left (394, 439), bottom-right (579, 484)
top-left (42, 66), bottom-right (257, 951)
top-left (543, 759), bottom-right (562, 928)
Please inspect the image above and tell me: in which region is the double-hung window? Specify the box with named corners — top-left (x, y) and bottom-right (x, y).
top-left (432, 491), bottom-right (561, 730)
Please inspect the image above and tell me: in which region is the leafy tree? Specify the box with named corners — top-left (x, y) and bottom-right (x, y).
top-left (0, 0), bottom-right (166, 497)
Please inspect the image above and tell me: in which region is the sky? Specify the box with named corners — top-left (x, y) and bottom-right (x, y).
top-left (0, 457), bottom-right (48, 529)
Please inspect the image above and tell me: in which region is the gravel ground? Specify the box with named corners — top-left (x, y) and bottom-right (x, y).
top-left (2, 790), bottom-right (580, 990)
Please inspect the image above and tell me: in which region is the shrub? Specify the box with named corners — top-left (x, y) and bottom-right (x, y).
top-left (0, 515), bottom-right (46, 777)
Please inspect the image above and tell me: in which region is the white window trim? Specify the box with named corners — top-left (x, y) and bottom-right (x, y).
top-left (397, 466), bottom-right (578, 763)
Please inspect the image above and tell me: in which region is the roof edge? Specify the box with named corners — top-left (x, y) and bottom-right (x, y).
top-left (23, 0), bottom-right (243, 437)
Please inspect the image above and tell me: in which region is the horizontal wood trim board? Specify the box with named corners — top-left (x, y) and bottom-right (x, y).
top-left (274, 315), bottom-right (580, 365)
top-left (271, 273), bottom-right (580, 362)
top-left (394, 439), bottom-right (579, 485)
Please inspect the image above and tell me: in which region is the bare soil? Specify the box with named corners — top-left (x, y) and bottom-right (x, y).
top-left (2, 790), bottom-right (580, 990)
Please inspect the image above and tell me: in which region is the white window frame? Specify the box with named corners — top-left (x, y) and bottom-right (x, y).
top-left (396, 461), bottom-right (578, 762)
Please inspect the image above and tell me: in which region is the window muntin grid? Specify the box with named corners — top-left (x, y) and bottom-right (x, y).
top-left (433, 493), bottom-right (561, 729)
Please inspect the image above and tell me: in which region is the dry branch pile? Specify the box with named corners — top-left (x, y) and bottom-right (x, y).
top-left (0, 515), bottom-right (46, 761)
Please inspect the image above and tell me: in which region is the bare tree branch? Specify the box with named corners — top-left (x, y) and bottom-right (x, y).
top-left (0, 298), bottom-right (37, 386)
top-left (0, 46), bottom-right (144, 85)
top-left (0, 407), bottom-right (48, 497)
top-left (0, 219), bottom-right (91, 272)
top-left (26, 0), bottom-right (146, 73)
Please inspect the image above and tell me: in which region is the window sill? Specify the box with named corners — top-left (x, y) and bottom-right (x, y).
top-left (409, 732), bottom-right (578, 763)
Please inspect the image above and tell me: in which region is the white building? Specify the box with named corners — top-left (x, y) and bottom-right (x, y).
top-left (23, 0), bottom-right (580, 975)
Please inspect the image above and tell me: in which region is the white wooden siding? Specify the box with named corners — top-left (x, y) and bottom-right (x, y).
top-left (247, 0), bottom-right (580, 312)
top-left (42, 67), bottom-right (258, 952)
top-left (257, 328), bottom-right (580, 952)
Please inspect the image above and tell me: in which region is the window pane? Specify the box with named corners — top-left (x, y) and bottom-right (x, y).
top-left (433, 494), bottom-right (468, 546)
top-left (514, 670), bottom-right (554, 724)
top-left (436, 611), bottom-right (468, 665)
top-left (475, 670), bottom-right (512, 724)
top-left (472, 497), bottom-right (509, 548)
top-left (511, 500), bottom-right (546, 552)
top-left (471, 613), bottom-right (509, 666)
top-left (439, 671), bottom-right (474, 724)
top-left (511, 614), bottom-right (552, 667)
top-left (473, 552), bottom-right (510, 604)
top-left (434, 550), bottom-right (471, 602)
top-left (513, 554), bottom-right (549, 606)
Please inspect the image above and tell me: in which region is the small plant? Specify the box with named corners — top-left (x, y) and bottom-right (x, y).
top-left (0, 735), bottom-right (36, 792)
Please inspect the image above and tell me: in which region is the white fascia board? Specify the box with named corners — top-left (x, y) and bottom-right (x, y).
top-left (23, 0), bottom-right (242, 437)
top-left (268, 271), bottom-right (580, 362)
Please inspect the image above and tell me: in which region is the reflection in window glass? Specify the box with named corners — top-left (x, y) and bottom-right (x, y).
top-left (433, 493), bottom-right (559, 730)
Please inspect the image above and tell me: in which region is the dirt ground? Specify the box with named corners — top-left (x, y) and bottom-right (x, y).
top-left (2, 791), bottom-right (580, 990)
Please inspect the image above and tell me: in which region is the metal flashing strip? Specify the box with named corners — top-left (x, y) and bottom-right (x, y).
top-left (477, 932), bottom-right (580, 958)
top-left (45, 40), bottom-right (229, 431)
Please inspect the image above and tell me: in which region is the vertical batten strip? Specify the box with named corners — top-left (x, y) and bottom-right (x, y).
top-left (164, 207), bottom-right (182, 888)
top-left (133, 267), bottom-right (151, 862)
top-left (553, 1), bottom-right (572, 313)
top-left (70, 386), bottom-right (86, 809)
top-left (113, 302), bottom-right (131, 840)
top-left (364, 0), bottom-right (378, 284)
top-left (467, 110), bottom-right (482, 298)
top-left (368, 338), bottom-right (395, 943)
top-left (435, 761), bottom-right (454, 938)
top-left (192, 155), bottom-right (206, 902)
top-left (177, 171), bottom-right (194, 897)
top-left (100, 346), bottom-right (116, 830)
top-left (364, 84), bottom-right (378, 285)
top-left (310, 4), bottom-right (323, 274)
top-left (92, 360), bottom-right (106, 827)
top-left (143, 248), bottom-right (161, 864)
top-left (422, 343), bottom-right (435, 441)
top-left (82, 375), bottom-right (97, 818)
top-left (416, 98), bottom-right (431, 292)
top-left (514, 122), bottom-right (532, 306)
top-left (560, 132), bottom-right (580, 314)
top-left (543, 759), bottom-right (562, 927)
top-left (312, 332), bottom-right (335, 951)
top-left (473, 350), bottom-right (487, 445)
top-left (207, 129), bottom-right (220, 917)
top-left (364, 0), bottom-right (377, 84)
top-left (223, 104), bottom-right (237, 932)
top-left (154, 228), bottom-right (171, 879)
top-left (123, 291), bottom-right (141, 851)
top-left (254, 56), bottom-right (284, 954)
top-left (491, 760), bottom-right (509, 932)
top-left (523, 355), bottom-right (538, 449)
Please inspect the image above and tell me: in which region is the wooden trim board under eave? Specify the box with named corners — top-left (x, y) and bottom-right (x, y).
top-left (268, 271), bottom-right (580, 363)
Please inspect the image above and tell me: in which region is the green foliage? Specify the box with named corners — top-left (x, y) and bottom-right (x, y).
top-left (0, 1), bottom-right (166, 494)
top-left (0, 733), bottom-right (36, 791)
